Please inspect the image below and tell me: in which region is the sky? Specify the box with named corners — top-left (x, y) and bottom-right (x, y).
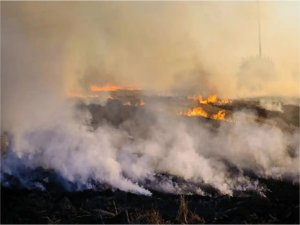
top-left (1, 1), bottom-right (299, 102)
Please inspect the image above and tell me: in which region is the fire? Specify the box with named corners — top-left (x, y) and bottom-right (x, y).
top-left (90, 84), bottom-right (139, 92)
top-left (180, 107), bottom-right (227, 121)
top-left (188, 95), bottom-right (231, 105)
top-left (217, 98), bottom-right (231, 105)
top-left (211, 110), bottom-right (226, 120)
top-left (180, 106), bottom-right (208, 118)
top-left (180, 94), bottom-right (231, 120)
top-left (200, 95), bottom-right (217, 104)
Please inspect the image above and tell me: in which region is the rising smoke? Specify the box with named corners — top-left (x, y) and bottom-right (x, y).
top-left (2, 100), bottom-right (299, 196)
top-left (1, 2), bottom-right (299, 196)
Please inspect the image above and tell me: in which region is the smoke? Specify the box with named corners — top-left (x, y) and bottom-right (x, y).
top-left (1, 102), bottom-right (299, 196)
top-left (259, 99), bottom-right (283, 112)
top-left (2, 2), bottom-right (299, 98)
top-left (1, 2), bottom-right (299, 196)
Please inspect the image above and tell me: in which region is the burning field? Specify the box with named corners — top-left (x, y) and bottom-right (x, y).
top-left (1, 87), bottom-right (299, 223)
top-left (1, 1), bottom-right (300, 224)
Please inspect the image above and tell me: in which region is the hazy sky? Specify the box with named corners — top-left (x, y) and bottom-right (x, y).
top-left (2, 1), bottom-right (299, 100)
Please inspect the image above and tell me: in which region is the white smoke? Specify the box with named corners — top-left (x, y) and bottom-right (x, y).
top-left (259, 99), bottom-right (283, 112)
top-left (1, 1), bottom-right (299, 196)
top-left (2, 103), bottom-right (299, 196)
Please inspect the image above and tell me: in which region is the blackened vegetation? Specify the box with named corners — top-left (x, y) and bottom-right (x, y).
top-left (80, 98), bottom-right (300, 131)
top-left (1, 178), bottom-right (299, 224)
top-left (1, 98), bottom-right (299, 224)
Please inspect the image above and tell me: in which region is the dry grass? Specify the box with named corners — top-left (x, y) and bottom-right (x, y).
top-left (141, 209), bottom-right (165, 224)
top-left (178, 195), bottom-right (189, 224)
top-left (177, 195), bottom-right (205, 224)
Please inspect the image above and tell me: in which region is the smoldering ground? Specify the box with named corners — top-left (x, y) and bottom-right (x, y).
top-left (1, 99), bottom-right (299, 196)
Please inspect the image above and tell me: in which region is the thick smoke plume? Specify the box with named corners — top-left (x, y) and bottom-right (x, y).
top-left (2, 103), bottom-right (299, 196)
top-left (1, 2), bottom-right (299, 196)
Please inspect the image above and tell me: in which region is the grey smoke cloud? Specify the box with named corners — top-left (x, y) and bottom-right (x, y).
top-left (2, 103), bottom-right (299, 195)
top-left (2, 2), bottom-right (299, 100)
top-left (1, 2), bottom-right (299, 196)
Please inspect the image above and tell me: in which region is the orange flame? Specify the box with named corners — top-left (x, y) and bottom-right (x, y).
top-left (217, 98), bottom-right (231, 105)
top-left (90, 84), bottom-right (139, 92)
top-left (180, 95), bottom-right (231, 120)
top-left (211, 110), bottom-right (226, 120)
top-left (179, 107), bottom-right (227, 121)
top-left (180, 106), bottom-right (209, 118)
top-left (200, 95), bottom-right (217, 104)
top-left (188, 95), bottom-right (231, 105)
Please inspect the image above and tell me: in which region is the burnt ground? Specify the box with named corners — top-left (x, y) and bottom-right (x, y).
top-left (1, 178), bottom-right (299, 224)
top-left (1, 98), bottom-right (299, 224)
